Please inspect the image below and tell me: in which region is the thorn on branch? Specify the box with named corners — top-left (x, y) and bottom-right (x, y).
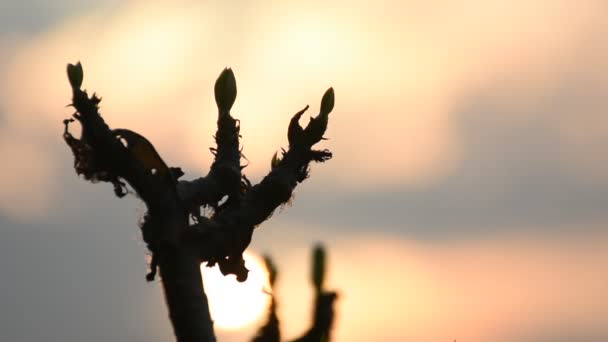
top-left (288, 105), bottom-right (308, 147)
top-left (271, 151), bottom-right (282, 169)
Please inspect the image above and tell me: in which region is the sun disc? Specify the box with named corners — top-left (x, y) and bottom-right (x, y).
top-left (201, 251), bottom-right (271, 330)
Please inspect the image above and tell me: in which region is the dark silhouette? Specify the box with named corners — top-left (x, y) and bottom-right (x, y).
top-left (251, 256), bottom-right (280, 342)
top-left (252, 244), bottom-right (338, 342)
top-left (62, 62), bottom-right (334, 342)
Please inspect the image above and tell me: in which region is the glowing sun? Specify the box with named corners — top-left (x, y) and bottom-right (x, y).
top-left (201, 251), bottom-right (271, 330)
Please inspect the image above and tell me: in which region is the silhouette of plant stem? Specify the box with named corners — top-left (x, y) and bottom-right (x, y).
top-left (251, 244), bottom-right (338, 342)
top-left (291, 244), bottom-right (338, 342)
top-left (62, 62), bottom-right (334, 342)
top-left (251, 256), bottom-right (280, 342)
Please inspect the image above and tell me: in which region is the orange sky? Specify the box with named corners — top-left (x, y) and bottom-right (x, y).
top-left (1, 1), bottom-right (607, 341)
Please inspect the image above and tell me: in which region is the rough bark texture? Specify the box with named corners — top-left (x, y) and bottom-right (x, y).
top-left (62, 63), bottom-right (334, 342)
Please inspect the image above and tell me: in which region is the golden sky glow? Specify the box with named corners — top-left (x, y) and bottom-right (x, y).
top-left (258, 228), bottom-right (608, 341)
top-left (3, 0), bottom-right (607, 208)
top-left (0, 0), bottom-right (607, 341)
top-left (201, 251), bottom-right (271, 330)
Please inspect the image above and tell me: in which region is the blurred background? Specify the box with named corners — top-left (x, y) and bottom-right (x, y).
top-left (1, 0), bottom-right (607, 341)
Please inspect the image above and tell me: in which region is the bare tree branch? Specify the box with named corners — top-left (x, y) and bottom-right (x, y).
top-left (291, 244), bottom-right (338, 342)
top-left (62, 62), bottom-right (334, 342)
top-left (64, 62), bottom-right (214, 341)
top-left (251, 256), bottom-right (280, 342)
top-left (252, 245), bottom-right (338, 342)
top-left (187, 89), bottom-right (334, 281)
top-left (177, 69), bottom-right (244, 212)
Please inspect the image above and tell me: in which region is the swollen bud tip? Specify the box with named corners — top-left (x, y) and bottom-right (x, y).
top-left (271, 151), bottom-right (281, 169)
top-left (263, 255), bottom-right (278, 286)
top-left (320, 87), bottom-right (334, 115)
top-left (214, 68), bottom-right (237, 112)
top-left (312, 243), bottom-right (326, 291)
top-left (67, 62), bottom-right (83, 90)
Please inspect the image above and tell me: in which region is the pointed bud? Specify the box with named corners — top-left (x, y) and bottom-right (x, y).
top-left (214, 68), bottom-right (237, 112)
top-left (320, 87), bottom-right (334, 116)
top-left (67, 62), bottom-right (83, 90)
top-left (271, 151), bottom-right (281, 169)
top-left (302, 88), bottom-right (334, 146)
top-left (312, 243), bottom-right (326, 292)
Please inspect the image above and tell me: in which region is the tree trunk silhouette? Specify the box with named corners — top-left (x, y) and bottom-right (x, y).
top-left (62, 63), bottom-right (334, 342)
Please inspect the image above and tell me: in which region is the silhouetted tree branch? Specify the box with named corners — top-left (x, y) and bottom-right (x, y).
top-left (291, 244), bottom-right (338, 342)
top-left (252, 244), bottom-right (338, 342)
top-left (251, 256), bottom-right (280, 342)
top-left (62, 62), bottom-right (334, 342)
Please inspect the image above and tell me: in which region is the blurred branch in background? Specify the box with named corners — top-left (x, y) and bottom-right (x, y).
top-left (252, 244), bottom-right (338, 342)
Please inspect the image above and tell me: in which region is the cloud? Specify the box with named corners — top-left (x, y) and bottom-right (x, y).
top-left (0, 0), bottom-right (123, 33)
top-left (270, 3), bottom-right (608, 237)
top-left (0, 0), bottom-right (607, 227)
top-left (1, 3), bottom-right (606, 341)
top-left (0, 216), bottom-right (174, 342)
top-left (0, 131), bottom-right (56, 220)
top-left (250, 229), bottom-right (608, 341)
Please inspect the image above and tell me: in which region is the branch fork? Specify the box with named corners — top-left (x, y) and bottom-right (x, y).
top-left (63, 62), bottom-right (334, 341)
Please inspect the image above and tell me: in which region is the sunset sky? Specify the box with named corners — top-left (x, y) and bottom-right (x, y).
top-left (1, 1), bottom-right (607, 341)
